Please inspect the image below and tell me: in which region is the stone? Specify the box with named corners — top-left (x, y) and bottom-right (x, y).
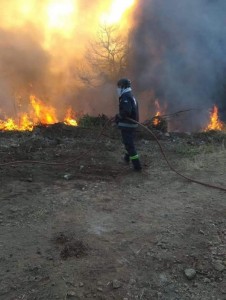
top-left (112, 279), bottom-right (122, 289)
top-left (64, 174), bottom-right (73, 180)
top-left (129, 278), bottom-right (136, 285)
top-left (143, 140), bottom-right (149, 144)
top-left (10, 207), bottom-right (19, 213)
top-left (213, 261), bottom-right (225, 272)
top-left (46, 255), bottom-right (54, 261)
top-left (67, 291), bottom-right (76, 298)
top-left (204, 278), bottom-right (211, 283)
top-left (184, 268), bottom-right (196, 280)
top-left (193, 282), bottom-right (198, 287)
top-left (159, 273), bottom-right (169, 286)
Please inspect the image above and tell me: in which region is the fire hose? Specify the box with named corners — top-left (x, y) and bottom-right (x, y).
top-left (0, 117), bottom-right (226, 192)
top-left (127, 118), bottom-right (226, 192)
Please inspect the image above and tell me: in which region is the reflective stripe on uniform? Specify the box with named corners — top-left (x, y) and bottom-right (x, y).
top-left (118, 122), bottom-right (138, 128)
top-left (130, 154), bottom-right (139, 160)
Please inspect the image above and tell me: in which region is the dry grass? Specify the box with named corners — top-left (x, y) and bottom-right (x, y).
top-left (181, 145), bottom-right (226, 171)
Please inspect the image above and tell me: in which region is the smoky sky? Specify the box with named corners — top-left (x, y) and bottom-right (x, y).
top-left (0, 27), bottom-right (50, 114)
top-left (130, 0), bottom-right (226, 129)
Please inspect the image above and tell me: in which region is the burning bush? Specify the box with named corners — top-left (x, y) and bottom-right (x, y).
top-left (145, 115), bottom-right (168, 133)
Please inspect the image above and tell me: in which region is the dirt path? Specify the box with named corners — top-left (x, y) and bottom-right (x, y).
top-left (0, 127), bottom-right (226, 300)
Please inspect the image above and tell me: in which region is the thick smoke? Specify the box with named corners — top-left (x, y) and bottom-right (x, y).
top-left (0, 27), bottom-right (51, 116)
top-left (0, 0), bottom-right (119, 119)
top-left (130, 0), bottom-right (226, 130)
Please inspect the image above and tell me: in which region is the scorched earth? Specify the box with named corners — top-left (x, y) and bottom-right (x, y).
top-left (0, 124), bottom-right (226, 300)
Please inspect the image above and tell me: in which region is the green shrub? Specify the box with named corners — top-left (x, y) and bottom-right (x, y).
top-left (78, 114), bottom-right (110, 127)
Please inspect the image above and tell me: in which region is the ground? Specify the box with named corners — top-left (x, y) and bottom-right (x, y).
top-left (0, 124), bottom-right (226, 300)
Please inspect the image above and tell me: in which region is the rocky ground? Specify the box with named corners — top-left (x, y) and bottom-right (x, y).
top-left (0, 124), bottom-right (226, 300)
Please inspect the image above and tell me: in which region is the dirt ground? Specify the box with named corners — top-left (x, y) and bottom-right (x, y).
top-left (0, 125), bottom-right (226, 300)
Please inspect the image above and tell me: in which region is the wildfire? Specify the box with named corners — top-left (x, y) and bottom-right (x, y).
top-left (153, 112), bottom-right (161, 126)
top-left (0, 1), bottom-right (136, 131)
top-left (45, 0), bottom-right (77, 40)
top-left (152, 100), bottom-right (165, 127)
top-left (30, 95), bottom-right (58, 125)
top-left (64, 107), bottom-right (78, 126)
top-left (101, 0), bottom-right (135, 25)
top-left (0, 114), bottom-right (34, 132)
top-left (0, 96), bottom-right (78, 131)
top-left (205, 105), bottom-right (224, 131)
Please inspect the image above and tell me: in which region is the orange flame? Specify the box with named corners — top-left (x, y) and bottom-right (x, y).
top-left (205, 105), bottom-right (224, 131)
top-left (30, 95), bottom-right (58, 125)
top-left (0, 114), bottom-right (34, 131)
top-left (0, 95), bottom-right (78, 131)
top-left (0, 1), bottom-right (136, 132)
top-left (152, 100), bottom-right (164, 127)
top-left (64, 107), bottom-right (78, 126)
top-left (153, 111), bottom-right (160, 126)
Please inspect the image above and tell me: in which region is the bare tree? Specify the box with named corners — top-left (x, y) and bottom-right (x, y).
top-left (77, 24), bottom-right (130, 86)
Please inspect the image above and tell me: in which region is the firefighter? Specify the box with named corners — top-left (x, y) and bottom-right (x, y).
top-left (115, 78), bottom-right (142, 171)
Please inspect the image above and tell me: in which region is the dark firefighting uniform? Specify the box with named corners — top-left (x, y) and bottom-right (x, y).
top-left (116, 89), bottom-right (142, 170)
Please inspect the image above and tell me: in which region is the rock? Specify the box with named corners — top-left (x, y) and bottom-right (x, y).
top-left (184, 268), bottom-right (196, 280)
top-left (157, 242), bottom-right (167, 249)
top-left (112, 279), bottom-right (122, 289)
top-left (165, 133), bottom-right (170, 137)
top-left (10, 207), bottom-right (19, 213)
top-left (97, 287), bottom-right (103, 292)
top-left (46, 255), bottom-right (54, 261)
top-left (67, 290), bottom-right (76, 298)
top-left (204, 278), bottom-right (211, 283)
top-left (64, 174), bottom-right (73, 180)
top-left (79, 282), bottom-right (84, 287)
top-left (193, 282), bottom-right (198, 287)
top-left (129, 278), bottom-right (136, 285)
top-left (159, 273), bottom-right (170, 286)
top-left (142, 140), bottom-right (149, 145)
top-left (213, 261), bottom-right (225, 272)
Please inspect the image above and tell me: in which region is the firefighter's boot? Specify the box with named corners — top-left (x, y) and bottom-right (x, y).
top-left (131, 155), bottom-right (142, 171)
